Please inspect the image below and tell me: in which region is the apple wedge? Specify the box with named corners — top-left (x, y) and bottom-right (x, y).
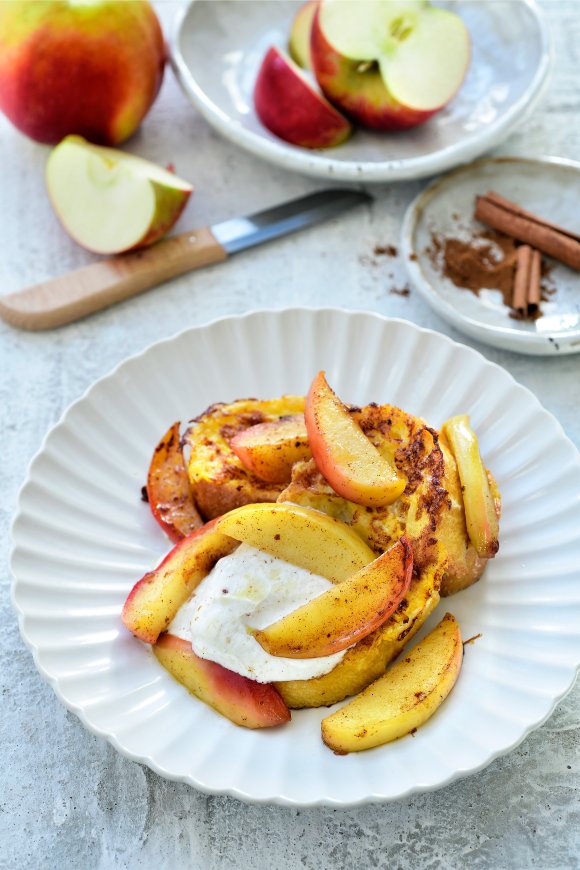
top-left (305, 371), bottom-right (405, 507)
top-left (321, 613), bottom-right (463, 753)
top-left (215, 502), bottom-right (374, 583)
top-left (251, 536), bottom-right (412, 659)
top-left (311, 0), bottom-right (470, 130)
top-left (46, 135), bottom-right (192, 254)
top-left (154, 634), bottom-right (290, 729)
top-left (147, 422), bottom-right (203, 543)
top-left (442, 415), bottom-right (499, 559)
top-left (121, 519), bottom-right (238, 644)
top-left (289, 1), bottom-right (318, 69)
top-left (230, 414), bottom-right (311, 484)
top-left (254, 46), bottom-right (352, 148)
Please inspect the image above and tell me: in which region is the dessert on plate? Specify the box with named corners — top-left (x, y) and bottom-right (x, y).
top-left (122, 372), bottom-right (500, 751)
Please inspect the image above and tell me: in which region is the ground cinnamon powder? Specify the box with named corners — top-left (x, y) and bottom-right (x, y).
top-left (427, 230), bottom-right (556, 316)
top-left (428, 230), bottom-right (517, 304)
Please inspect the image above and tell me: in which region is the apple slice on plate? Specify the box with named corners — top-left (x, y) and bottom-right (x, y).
top-left (230, 414), bottom-right (311, 484)
top-left (254, 46), bottom-right (352, 148)
top-left (289, 0), bottom-right (318, 70)
top-left (216, 502), bottom-right (374, 583)
top-left (442, 415), bottom-right (500, 559)
top-left (252, 536), bottom-right (413, 658)
top-left (122, 519), bottom-right (238, 644)
top-left (311, 0), bottom-right (470, 130)
top-left (321, 613), bottom-right (463, 753)
top-left (146, 422), bottom-right (203, 543)
top-left (154, 634), bottom-right (290, 729)
top-left (305, 371), bottom-right (406, 506)
top-left (46, 135), bottom-right (193, 254)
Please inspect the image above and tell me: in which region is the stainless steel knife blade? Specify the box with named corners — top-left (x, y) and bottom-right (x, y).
top-left (211, 189), bottom-right (373, 254)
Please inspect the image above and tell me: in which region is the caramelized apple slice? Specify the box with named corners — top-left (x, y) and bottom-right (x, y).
top-left (216, 502), bottom-right (374, 583)
top-left (442, 415), bottom-right (499, 559)
top-left (122, 519), bottom-right (238, 644)
top-left (147, 422), bottom-right (202, 542)
top-left (321, 613), bottom-right (463, 753)
top-left (252, 537), bottom-right (413, 658)
top-left (155, 634), bottom-right (290, 729)
top-left (230, 414), bottom-right (311, 484)
top-left (305, 371), bottom-right (405, 507)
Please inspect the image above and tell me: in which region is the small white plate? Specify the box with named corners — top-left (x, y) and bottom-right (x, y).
top-left (11, 309), bottom-right (580, 807)
top-left (170, 0), bottom-right (551, 183)
top-left (402, 157), bottom-right (580, 355)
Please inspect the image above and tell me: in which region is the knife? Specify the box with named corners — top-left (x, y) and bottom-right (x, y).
top-left (0, 189), bottom-right (372, 331)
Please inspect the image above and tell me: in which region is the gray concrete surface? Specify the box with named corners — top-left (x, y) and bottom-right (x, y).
top-left (1, 3), bottom-right (579, 868)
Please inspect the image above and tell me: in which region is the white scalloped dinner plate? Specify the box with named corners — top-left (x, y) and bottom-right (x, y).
top-left (171, 0), bottom-right (552, 183)
top-left (11, 309), bottom-right (580, 807)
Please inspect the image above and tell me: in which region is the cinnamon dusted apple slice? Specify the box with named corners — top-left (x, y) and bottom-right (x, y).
top-left (251, 537), bottom-right (413, 659)
top-left (154, 634), bottom-right (290, 729)
top-left (321, 613), bottom-right (463, 753)
top-left (305, 371), bottom-right (406, 507)
top-left (122, 519), bottom-right (238, 644)
top-left (230, 414), bottom-right (311, 484)
top-left (442, 415), bottom-right (499, 559)
top-left (147, 422), bottom-right (202, 543)
top-left (215, 502), bottom-right (374, 583)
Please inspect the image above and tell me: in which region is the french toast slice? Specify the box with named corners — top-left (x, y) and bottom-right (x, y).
top-left (183, 396), bottom-right (307, 519)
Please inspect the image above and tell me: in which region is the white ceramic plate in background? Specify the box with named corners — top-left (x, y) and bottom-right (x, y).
top-left (11, 309), bottom-right (580, 806)
top-left (171, 0), bottom-right (551, 183)
top-left (401, 157), bottom-right (580, 355)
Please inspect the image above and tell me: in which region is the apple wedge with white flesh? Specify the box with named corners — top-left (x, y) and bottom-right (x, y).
top-left (230, 414), bottom-right (311, 484)
top-left (254, 47), bottom-right (352, 148)
top-left (311, 0), bottom-right (470, 130)
top-left (251, 536), bottom-right (413, 659)
top-left (147, 422), bottom-right (203, 543)
top-left (321, 613), bottom-right (463, 753)
top-left (289, 0), bottom-right (318, 69)
top-left (121, 519), bottom-right (238, 644)
top-left (46, 135), bottom-right (192, 254)
top-left (215, 502), bottom-right (375, 583)
top-left (442, 415), bottom-right (499, 559)
top-left (305, 371), bottom-right (406, 507)
top-left (154, 634), bottom-right (290, 729)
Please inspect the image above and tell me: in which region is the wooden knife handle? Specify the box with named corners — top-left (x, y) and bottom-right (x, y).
top-left (0, 226), bottom-right (228, 331)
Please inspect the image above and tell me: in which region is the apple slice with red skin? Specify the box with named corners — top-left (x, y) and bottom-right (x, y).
top-left (122, 519), bottom-right (238, 644)
top-left (230, 414), bottom-right (311, 484)
top-left (289, 1), bottom-right (318, 70)
top-left (147, 422), bottom-right (203, 543)
top-left (305, 371), bottom-right (406, 507)
top-left (251, 536), bottom-right (413, 659)
top-left (254, 46), bottom-right (352, 148)
top-left (311, 0), bottom-right (470, 131)
top-left (154, 634), bottom-right (290, 729)
top-left (46, 135), bottom-right (192, 254)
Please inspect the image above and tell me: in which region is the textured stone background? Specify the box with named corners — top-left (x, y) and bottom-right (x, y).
top-left (1, 2), bottom-right (579, 868)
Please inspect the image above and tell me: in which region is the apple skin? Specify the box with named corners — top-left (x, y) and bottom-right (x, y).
top-left (146, 422), bottom-right (202, 543)
top-left (310, 6), bottom-right (436, 131)
top-left (122, 519), bottom-right (238, 645)
top-left (254, 46), bottom-right (352, 148)
top-left (154, 634), bottom-right (291, 729)
top-left (0, 1), bottom-right (165, 145)
top-left (252, 536), bottom-right (413, 659)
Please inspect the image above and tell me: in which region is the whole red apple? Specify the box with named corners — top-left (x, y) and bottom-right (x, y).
top-left (0, 1), bottom-right (166, 145)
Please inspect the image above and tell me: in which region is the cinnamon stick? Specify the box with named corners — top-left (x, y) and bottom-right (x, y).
top-left (474, 192), bottom-right (580, 271)
top-left (512, 245), bottom-right (532, 314)
top-left (528, 248), bottom-right (542, 314)
top-left (511, 245), bottom-right (542, 317)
